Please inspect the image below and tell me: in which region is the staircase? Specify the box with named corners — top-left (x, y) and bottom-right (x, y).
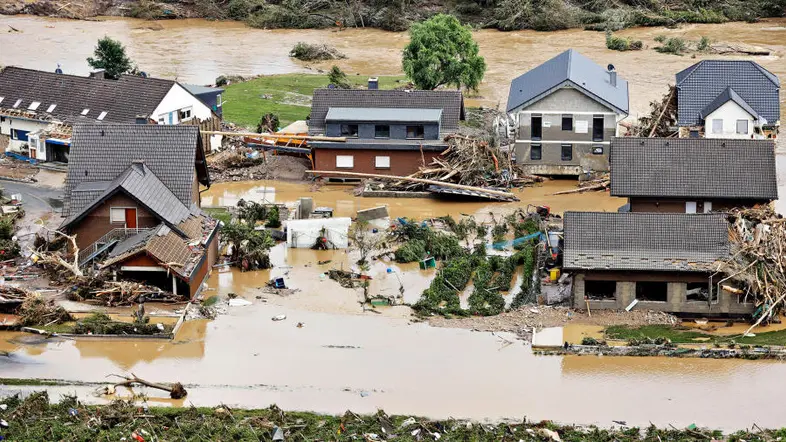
top-left (78, 228), bottom-right (152, 268)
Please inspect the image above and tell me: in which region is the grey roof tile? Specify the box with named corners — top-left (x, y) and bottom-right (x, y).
top-left (309, 89), bottom-right (464, 135)
top-left (563, 212), bottom-right (729, 272)
top-left (182, 84), bottom-right (224, 95)
top-left (610, 137), bottom-right (777, 200)
top-left (65, 124), bottom-right (203, 216)
top-left (506, 49), bottom-right (629, 114)
top-left (0, 67), bottom-right (175, 124)
top-left (325, 107), bottom-right (443, 123)
top-left (675, 60), bottom-right (780, 126)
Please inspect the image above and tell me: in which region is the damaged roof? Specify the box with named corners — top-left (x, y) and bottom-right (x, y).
top-left (563, 212), bottom-right (730, 272)
top-left (506, 49), bottom-right (629, 114)
top-left (676, 60), bottom-right (780, 127)
top-left (0, 66), bottom-right (175, 124)
top-left (610, 137), bottom-right (778, 200)
top-left (309, 89), bottom-right (464, 135)
top-left (64, 124), bottom-right (209, 216)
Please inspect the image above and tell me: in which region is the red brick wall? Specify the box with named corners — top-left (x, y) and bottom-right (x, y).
top-left (313, 149), bottom-right (442, 177)
top-left (68, 193), bottom-right (158, 250)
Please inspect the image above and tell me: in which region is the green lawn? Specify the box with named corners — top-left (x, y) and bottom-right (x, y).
top-left (204, 207), bottom-right (232, 225)
top-left (222, 74), bottom-right (408, 129)
top-left (605, 324), bottom-right (786, 347)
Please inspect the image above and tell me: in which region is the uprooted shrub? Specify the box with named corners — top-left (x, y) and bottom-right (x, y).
top-left (289, 42), bottom-right (347, 61)
top-left (605, 30), bottom-right (642, 51)
top-left (72, 312), bottom-right (169, 335)
top-left (392, 219), bottom-right (464, 263)
top-left (221, 222), bottom-right (274, 271)
top-left (17, 295), bottom-right (73, 327)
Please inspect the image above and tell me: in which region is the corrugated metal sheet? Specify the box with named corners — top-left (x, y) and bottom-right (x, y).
top-left (325, 107), bottom-right (443, 123)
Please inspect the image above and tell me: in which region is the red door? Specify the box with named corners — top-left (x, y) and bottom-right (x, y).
top-left (125, 208), bottom-right (137, 228)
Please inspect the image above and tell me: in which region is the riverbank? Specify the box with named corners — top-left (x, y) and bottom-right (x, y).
top-left (3, 391), bottom-right (778, 441)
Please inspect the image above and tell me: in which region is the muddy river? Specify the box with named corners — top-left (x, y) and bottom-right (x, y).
top-left (1, 15), bottom-right (785, 118)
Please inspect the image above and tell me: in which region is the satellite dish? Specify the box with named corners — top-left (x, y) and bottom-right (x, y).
top-left (607, 63), bottom-right (616, 72)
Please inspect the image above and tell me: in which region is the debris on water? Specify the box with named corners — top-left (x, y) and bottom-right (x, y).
top-left (296, 322), bottom-right (304, 328)
top-left (272, 314), bottom-right (287, 321)
top-left (360, 391), bottom-right (369, 397)
top-left (228, 298), bottom-right (252, 307)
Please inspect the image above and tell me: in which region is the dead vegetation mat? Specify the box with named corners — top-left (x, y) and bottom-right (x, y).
top-left (1, 391), bottom-right (778, 441)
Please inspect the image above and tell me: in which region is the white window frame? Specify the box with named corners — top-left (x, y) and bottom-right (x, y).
top-left (81, 108), bottom-right (90, 116)
top-left (178, 106), bottom-right (193, 122)
top-left (703, 201), bottom-right (713, 213)
top-left (0, 97), bottom-right (4, 104)
top-left (28, 101), bottom-right (41, 111)
top-left (46, 104), bottom-right (57, 113)
top-left (711, 119), bottom-right (723, 134)
top-left (685, 201), bottom-right (697, 214)
top-left (216, 94), bottom-right (223, 106)
top-left (97, 111), bottom-right (108, 121)
top-left (12, 99), bottom-right (21, 108)
top-left (335, 155), bottom-right (354, 169)
top-left (110, 207), bottom-right (136, 224)
top-left (375, 156), bottom-right (391, 169)
top-left (736, 119), bottom-right (748, 134)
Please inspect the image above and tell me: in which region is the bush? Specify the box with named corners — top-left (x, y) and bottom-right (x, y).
top-left (654, 34), bottom-right (666, 43)
top-left (227, 0), bottom-right (251, 20)
top-left (605, 30), bottom-right (643, 51)
top-left (0, 217), bottom-right (14, 240)
top-left (395, 239), bottom-right (428, 263)
top-left (257, 113), bottom-right (280, 133)
top-left (265, 206), bottom-right (281, 228)
top-left (72, 312), bottom-right (168, 335)
top-left (697, 35), bottom-right (711, 51)
top-left (289, 42), bottom-right (346, 61)
top-left (328, 66), bottom-right (351, 89)
top-left (655, 37), bottom-right (688, 55)
top-left (247, 5), bottom-right (331, 29)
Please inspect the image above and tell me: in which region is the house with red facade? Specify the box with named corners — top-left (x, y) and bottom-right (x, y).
top-left (59, 123), bottom-right (218, 298)
top-left (307, 85), bottom-right (464, 178)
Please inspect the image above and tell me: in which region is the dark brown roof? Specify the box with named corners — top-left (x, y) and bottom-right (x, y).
top-left (0, 67), bottom-right (176, 124)
top-left (64, 124), bottom-right (209, 216)
top-left (308, 89), bottom-right (465, 135)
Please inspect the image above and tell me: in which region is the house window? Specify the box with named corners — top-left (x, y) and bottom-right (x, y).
top-left (736, 119), bottom-right (748, 134)
top-left (375, 156), bottom-right (391, 169)
top-left (28, 101), bottom-right (41, 111)
top-left (375, 125), bottom-right (390, 138)
top-left (561, 114), bottom-right (573, 131)
top-left (703, 201), bottom-right (713, 213)
top-left (216, 94), bottom-right (223, 106)
top-left (10, 129), bottom-right (29, 141)
top-left (685, 201), bottom-right (697, 214)
top-left (178, 107), bottom-right (193, 121)
top-left (340, 124), bottom-right (359, 137)
top-left (592, 145), bottom-right (604, 155)
top-left (592, 115), bottom-right (604, 141)
top-left (530, 144), bottom-right (542, 160)
top-left (12, 99), bottom-right (21, 108)
top-left (158, 117), bottom-right (165, 124)
top-left (97, 111), bottom-right (108, 121)
top-left (636, 281), bottom-right (668, 302)
top-left (46, 104), bottom-right (57, 113)
top-left (336, 155), bottom-right (354, 169)
top-left (711, 119), bottom-right (723, 134)
top-left (110, 208), bottom-right (127, 223)
top-left (531, 115), bottom-right (542, 140)
top-left (81, 108), bottom-right (90, 116)
top-left (561, 144), bottom-right (573, 161)
top-left (0, 97), bottom-right (4, 104)
top-left (406, 125), bottom-right (425, 139)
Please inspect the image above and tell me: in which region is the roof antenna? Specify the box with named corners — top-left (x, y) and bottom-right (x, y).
top-left (55, 63), bottom-right (63, 74)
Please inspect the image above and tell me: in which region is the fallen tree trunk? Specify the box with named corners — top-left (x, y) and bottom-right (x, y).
top-left (108, 373), bottom-right (187, 399)
top-left (552, 182), bottom-right (609, 195)
top-left (307, 170), bottom-right (519, 199)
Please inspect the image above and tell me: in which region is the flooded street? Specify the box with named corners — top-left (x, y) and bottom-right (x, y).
top-left (1, 15), bottom-right (785, 119)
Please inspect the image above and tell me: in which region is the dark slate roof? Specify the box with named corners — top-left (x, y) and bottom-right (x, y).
top-left (325, 107), bottom-right (443, 123)
top-left (700, 87), bottom-right (761, 121)
top-left (61, 163), bottom-right (194, 230)
top-left (0, 67), bottom-right (175, 124)
top-left (563, 212), bottom-right (729, 272)
top-left (675, 60), bottom-right (780, 126)
top-left (506, 49), bottom-right (629, 114)
top-left (182, 84), bottom-right (224, 96)
top-left (309, 89), bottom-right (464, 135)
top-left (311, 138), bottom-right (447, 151)
top-left (64, 124), bottom-right (209, 216)
top-left (610, 137), bottom-right (777, 200)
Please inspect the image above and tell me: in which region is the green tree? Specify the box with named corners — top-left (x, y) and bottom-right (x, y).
top-left (86, 37), bottom-right (134, 80)
top-left (328, 65), bottom-right (351, 89)
top-left (402, 14), bottom-right (486, 91)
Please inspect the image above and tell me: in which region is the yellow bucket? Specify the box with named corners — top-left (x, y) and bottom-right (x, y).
top-left (549, 268), bottom-right (561, 282)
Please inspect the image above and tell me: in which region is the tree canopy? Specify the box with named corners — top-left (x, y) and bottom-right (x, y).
top-left (402, 14), bottom-right (486, 91)
top-left (86, 37), bottom-right (134, 80)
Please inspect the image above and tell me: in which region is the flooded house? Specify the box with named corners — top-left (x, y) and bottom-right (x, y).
top-left (610, 137), bottom-right (778, 213)
top-left (676, 60), bottom-right (780, 139)
top-left (506, 49), bottom-right (629, 176)
top-left (0, 67), bottom-right (220, 162)
top-left (307, 84), bottom-right (465, 178)
top-left (59, 124), bottom-right (218, 298)
top-left (564, 212), bottom-right (753, 316)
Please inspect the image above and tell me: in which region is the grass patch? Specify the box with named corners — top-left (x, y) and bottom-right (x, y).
top-left (605, 324), bottom-right (786, 347)
top-left (222, 73), bottom-right (407, 129)
top-left (204, 207), bottom-right (232, 225)
top-left (0, 378), bottom-right (71, 386)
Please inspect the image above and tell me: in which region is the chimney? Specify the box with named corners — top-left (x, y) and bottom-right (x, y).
top-left (135, 115), bottom-right (148, 124)
top-left (368, 77), bottom-right (379, 90)
top-left (89, 69), bottom-right (106, 80)
top-left (607, 64), bottom-right (617, 87)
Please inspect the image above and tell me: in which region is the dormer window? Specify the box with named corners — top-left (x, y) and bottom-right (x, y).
top-left (406, 125), bottom-right (425, 139)
top-left (47, 104), bottom-right (57, 113)
top-left (340, 124), bottom-right (359, 137)
top-left (97, 111), bottom-right (108, 121)
top-left (374, 125), bottom-right (390, 138)
top-left (81, 108), bottom-right (90, 116)
top-left (28, 102), bottom-right (41, 111)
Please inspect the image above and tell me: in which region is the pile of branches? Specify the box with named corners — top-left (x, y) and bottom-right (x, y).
top-left (17, 295), bottom-right (73, 327)
top-left (378, 135), bottom-right (543, 191)
top-left (553, 173), bottom-right (610, 195)
top-left (720, 206), bottom-right (786, 333)
top-left (69, 279), bottom-right (182, 306)
top-left (630, 85), bottom-right (678, 137)
top-left (289, 42), bottom-right (346, 61)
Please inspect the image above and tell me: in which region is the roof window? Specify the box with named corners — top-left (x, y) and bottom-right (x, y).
top-left (97, 111), bottom-right (108, 121)
top-left (81, 108), bottom-right (90, 116)
top-left (46, 104), bottom-right (57, 113)
top-left (28, 101), bottom-right (41, 111)
top-left (0, 97), bottom-right (4, 104)
top-left (13, 99), bottom-right (22, 108)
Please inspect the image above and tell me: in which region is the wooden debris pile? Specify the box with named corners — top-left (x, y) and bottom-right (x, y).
top-left (374, 135), bottom-right (543, 191)
top-left (553, 173), bottom-right (610, 195)
top-left (17, 294), bottom-right (73, 327)
top-left (630, 85), bottom-right (678, 137)
top-left (719, 206), bottom-right (786, 333)
top-left (70, 280), bottom-right (183, 306)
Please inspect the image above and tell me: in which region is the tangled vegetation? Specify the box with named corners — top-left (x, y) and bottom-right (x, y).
top-left (289, 42), bottom-right (346, 61)
top-left (392, 219), bottom-right (464, 263)
top-left (0, 216), bottom-right (20, 258)
top-left (605, 30), bottom-right (642, 51)
top-left (222, 222), bottom-right (275, 271)
top-left (71, 312), bottom-right (171, 335)
top-left (5, 391), bottom-right (783, 441)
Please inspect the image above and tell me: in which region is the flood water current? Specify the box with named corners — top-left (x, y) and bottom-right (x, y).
top-left (1, 14), bottom-right (786, 430)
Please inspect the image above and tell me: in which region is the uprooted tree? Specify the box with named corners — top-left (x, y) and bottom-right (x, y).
top-left (347, 220), bottom-right (385, 267)
top-left (222, 222), bottom-right (275, 271)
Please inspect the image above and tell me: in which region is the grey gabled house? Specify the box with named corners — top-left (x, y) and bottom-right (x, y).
top-left (506, 49), bottom-right (629, 176)
top-left (676, 60), bottom-right (780, 139)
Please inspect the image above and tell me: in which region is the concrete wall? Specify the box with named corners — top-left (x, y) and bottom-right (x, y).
top-left (573, 272), bottom-right (754, 315)
top-left (514, 141), bottom-right (609, 175)
top-left (517, 87), bottom-right (614, 114)
top-left (151, 84), bottom-right (214, 125)
top-left (325, 122), bottom-right (440, 140)
top-left (629, 198), bottom-right (767, 213)
top-left (67, 193), bottom-right (159, 250)
top-left (0, 117), bottom-right (48, 154)
top-left (705, 100), bottom-right (756, 139)
top-left (313, 148), bottom-right (442, 176)
top-left (516, 113), bottom-right (616, 143)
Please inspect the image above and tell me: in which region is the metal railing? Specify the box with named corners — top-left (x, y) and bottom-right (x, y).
top-left (78, 227), bottom-right (153, 268)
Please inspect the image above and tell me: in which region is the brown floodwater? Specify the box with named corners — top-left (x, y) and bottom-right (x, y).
top-left (0, 15), bottom-right (784, 119)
